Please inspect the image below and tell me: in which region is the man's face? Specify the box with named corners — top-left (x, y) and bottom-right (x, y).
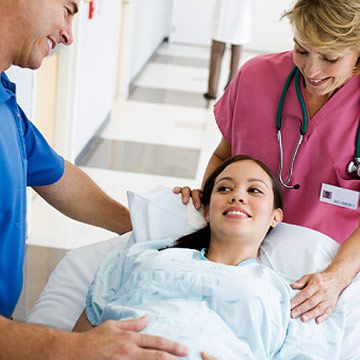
top-left (14, 0), bottom-right (79, 69)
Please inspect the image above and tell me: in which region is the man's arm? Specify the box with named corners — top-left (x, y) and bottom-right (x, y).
top-left (0, 315), bottom-right (188, 359)
top-left (72, 311), bottom-right (218, 360)
top-left (33, 160), bottom-right (132, 235)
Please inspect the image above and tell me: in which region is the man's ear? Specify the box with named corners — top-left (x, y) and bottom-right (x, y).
top-left (271, 208), bottom-right (283, 228)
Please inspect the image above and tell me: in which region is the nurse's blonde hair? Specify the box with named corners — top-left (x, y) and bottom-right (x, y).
top-left (283, 0), bottom-right (360, 73)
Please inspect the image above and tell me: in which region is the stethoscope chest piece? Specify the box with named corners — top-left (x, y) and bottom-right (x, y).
top-left (347, 158), bottom-right (360, 178)
top-left (347, 123), bottom-right (360, 178)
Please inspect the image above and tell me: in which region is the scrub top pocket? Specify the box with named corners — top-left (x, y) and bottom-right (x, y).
top-left (334, 156), bottom-right (360, 192)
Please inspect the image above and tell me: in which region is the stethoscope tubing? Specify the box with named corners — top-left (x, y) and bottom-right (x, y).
top-left (276, 66), bottom-right (307, 189)
top-left (276, 67), bottom-right (308, 134)
top-left (277, 66), bottom-right (360, 187)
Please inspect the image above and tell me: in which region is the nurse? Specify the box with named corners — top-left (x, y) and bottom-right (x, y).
top-left (175, 0), bottom-right (360, 325)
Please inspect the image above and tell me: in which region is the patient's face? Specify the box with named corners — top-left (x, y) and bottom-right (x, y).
top-left (207, 160), bottom-right (282, 248)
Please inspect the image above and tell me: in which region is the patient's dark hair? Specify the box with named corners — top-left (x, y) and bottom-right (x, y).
top-left (170, 155), bottom-right (283, 251)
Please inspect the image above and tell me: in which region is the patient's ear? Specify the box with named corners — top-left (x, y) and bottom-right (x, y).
top-left (204, 206), bottom-right (210, 222)
top-left (271, 209), bottom-right (283, 228)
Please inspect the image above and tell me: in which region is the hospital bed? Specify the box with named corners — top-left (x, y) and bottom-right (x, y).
top-left (26, 186), bottom-right (360, 359)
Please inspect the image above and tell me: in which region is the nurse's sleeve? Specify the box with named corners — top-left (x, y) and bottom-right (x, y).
top-left (213, 70), bottom-right (243, 145)
top-left (86, 249), bottom-right (128, 326)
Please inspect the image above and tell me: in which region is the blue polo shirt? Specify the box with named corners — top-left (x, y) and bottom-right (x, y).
top-left (0, 72), bottom-right (64, 317)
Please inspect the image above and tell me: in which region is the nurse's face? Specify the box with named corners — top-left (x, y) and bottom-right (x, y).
top-left (293, 38), bottom-right (359, 98)
top-left (13, 0), bottom-right (79, 69)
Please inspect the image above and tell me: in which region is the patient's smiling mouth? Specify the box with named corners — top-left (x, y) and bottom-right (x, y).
top-left (223, 207), bottom-right (251, 218)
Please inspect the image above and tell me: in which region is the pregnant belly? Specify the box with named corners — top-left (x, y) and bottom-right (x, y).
top-left (101, 299), bottom-right (257, 360)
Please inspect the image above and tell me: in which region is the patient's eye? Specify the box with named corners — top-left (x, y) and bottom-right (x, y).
top-left (217, 185), bottom-right (231, 193)
top-left (248, 187), bottom-right (263, 195)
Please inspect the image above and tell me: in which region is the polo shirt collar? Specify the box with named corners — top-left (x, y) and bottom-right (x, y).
top-left (0, 72), bottom-right (16, 103)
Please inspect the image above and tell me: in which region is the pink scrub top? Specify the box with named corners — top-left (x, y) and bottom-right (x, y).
top-left (214, 51), bottom-right (360, 244)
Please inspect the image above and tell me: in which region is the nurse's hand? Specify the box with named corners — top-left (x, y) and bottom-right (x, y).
top-left (173, 186), bottom-right (202, 210)
top-left (290, 270), bottom-right (346, 324)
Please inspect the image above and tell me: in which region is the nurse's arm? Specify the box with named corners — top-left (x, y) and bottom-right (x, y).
top-left (33, 160), bottom-right (132, 235)
top-left (290, 223), bottom-right (360, 323)
top-left (201, 137), bottom-right (232, 187)
top-left (173, 136), bottom-right (231, 209)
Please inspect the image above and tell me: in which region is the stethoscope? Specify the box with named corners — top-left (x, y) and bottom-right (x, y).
top-left (276, 66), bottom-right (360, 190)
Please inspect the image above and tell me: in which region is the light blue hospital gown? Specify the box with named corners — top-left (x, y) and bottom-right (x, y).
top-left (86, 239), bottom-right (345, 359)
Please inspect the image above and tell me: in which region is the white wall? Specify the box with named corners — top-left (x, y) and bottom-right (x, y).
top-left (129, 0), bottom-right (174, 82)
top-left (5, 67), bottom-right (35, 119)
top-left (170, 0), bottom-right (294, 52)
top-left (73, 0), bottom-right (122, 158)
top-left (249, 0), bottom-right (293, 52)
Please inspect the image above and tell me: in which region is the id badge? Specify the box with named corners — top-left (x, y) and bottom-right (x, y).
top-left (320, 183), bottom-right (359, 210)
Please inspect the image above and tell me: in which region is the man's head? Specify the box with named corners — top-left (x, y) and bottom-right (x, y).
top-left (1, 0), bottom-right (79, 71)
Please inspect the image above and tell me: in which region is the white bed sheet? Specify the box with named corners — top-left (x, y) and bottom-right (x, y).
top-left (26, 186), bottom-right (360, 359)
top-left (26, 233), bottom-right (130, 330)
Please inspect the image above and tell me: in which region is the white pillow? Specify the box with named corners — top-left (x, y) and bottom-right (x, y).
top-left (259, 222), bottom-right (339, 281)
top-left (127, 185), bottom-right (206, 242)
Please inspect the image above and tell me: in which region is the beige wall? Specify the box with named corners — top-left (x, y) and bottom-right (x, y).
top-left (33, 54), bottom-right (59, 148)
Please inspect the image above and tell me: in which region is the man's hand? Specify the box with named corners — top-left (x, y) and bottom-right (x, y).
top-left (69, 316), bottom-right (188, 359)
top-left (290, 270), bottom-right (346, 324)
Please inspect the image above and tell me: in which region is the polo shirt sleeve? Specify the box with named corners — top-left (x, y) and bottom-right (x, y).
top-left (20, 106), bottom-right (65, 186)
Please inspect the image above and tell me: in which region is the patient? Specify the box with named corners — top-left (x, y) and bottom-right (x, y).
top-left (74, 155), bottom-right (344, 359)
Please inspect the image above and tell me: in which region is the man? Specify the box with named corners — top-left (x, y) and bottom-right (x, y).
top-left (0, 1), bottom-right (200, 358)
